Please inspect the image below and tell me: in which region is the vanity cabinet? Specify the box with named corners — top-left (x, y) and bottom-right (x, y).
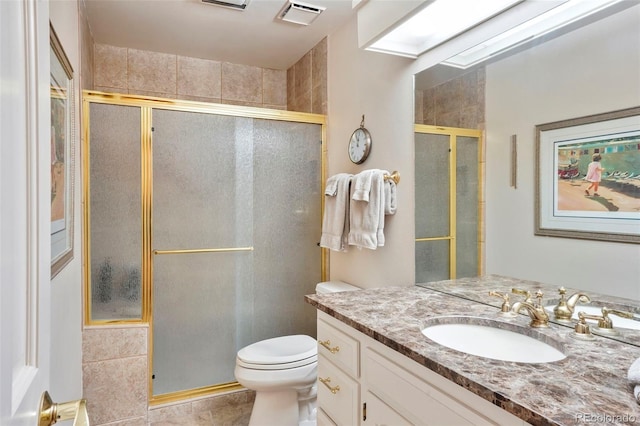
top-left (316, 311), bottom-right (527, 426)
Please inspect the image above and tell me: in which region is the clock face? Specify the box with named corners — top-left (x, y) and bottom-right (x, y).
top-left (349, 128), bottom-right (371, 164)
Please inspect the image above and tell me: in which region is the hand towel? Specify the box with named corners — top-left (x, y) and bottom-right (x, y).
top-left (348, 170), bottom-right (386, 249)
top-left (628, 357), bottom-right (640, 404)
top-left (352, 169), bottom-right (375, 202)
top-left (320, 173), bottom-right (352, 252)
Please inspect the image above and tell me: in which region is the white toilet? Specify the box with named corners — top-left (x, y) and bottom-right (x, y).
top-left (234, 281), bottom-right (359, 426)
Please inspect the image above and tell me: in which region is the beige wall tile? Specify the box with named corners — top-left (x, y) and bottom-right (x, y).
top-left (179, 94), bottom-right (222, 104)
top-left (127, 89), bottom-right (179, 100)
top-left (148, 402), bottom-right (192, 423)
top-left (311, 79), bottom-right (327, 115)
top-left (286, 67), bottom-right (295, 110)
top-left (79, 4), bottom-right (94, 90)
top-left (220, 99), bottom-right (263, 109)
top-left (83, 326), bottom-right (147, 362)
top-left (177, 56), bottom-right (221, 99)
top-left (293, 52), bottom-right (312, 112)
top-left (128, 48), bottom-right (177, 94)
top-left (263, 103), bottom-right (287, 111)
top-left (94, 44), bottom-right (127, 90)
top-left (221, 62), bottom-right (262, 103)
top-left (414, 90), bottom-right (424, 124)
top-left (83, 356), bottom-right (147, 425)
top-left (263, 68), bottom-right (286, 106)
top-left (311, 38), bottom-right (327, 90)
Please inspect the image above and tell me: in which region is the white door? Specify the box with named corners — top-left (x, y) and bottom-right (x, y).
top-left (1, 0), bottom-right (52, 424)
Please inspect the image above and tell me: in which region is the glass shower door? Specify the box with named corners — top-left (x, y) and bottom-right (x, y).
top-left (151, 109), bottom-right (322, 396)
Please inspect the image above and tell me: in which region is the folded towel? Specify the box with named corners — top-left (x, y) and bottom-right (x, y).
top-left (348, 170), bottom-right (386, 249)
top-left (325, 174), bottom-right (340, 196)
top-left (320, 173), bottom-right (352, 252)
top-left (628, 357), bottom-right (640, 404)
top-left (384, 178), bottom-right (397, 215)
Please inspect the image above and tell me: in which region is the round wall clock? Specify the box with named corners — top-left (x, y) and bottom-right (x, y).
top-left (348, 124), bottom-right (372, 165)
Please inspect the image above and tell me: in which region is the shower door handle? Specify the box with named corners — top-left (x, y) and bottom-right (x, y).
top-left (39, 391), bottom-right (90, 426)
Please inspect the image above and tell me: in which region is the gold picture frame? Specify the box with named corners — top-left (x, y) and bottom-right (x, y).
top-left (535, 106), bottom-right (640, 244)
top-left (50, 24), bottom-right (75, 277)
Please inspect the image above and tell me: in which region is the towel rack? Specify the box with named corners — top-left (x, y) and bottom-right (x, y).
top-left (384, 171), bottom-right (400, 184)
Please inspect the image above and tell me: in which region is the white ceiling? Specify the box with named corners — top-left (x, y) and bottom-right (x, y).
top-left (84, 0), bottom-right (358, 70)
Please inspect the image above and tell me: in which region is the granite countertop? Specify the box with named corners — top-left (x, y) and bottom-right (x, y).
top-left (305, 276), bottom-right (640, 425)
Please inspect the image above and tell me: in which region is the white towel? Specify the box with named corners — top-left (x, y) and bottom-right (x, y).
top-left (348, 170), bottom-right (386, 249)
top-left (320, 173), bottom-right (352, 252)
top-left (628, 357), bottom-right (640, 404)
top-left (384, 178), bottom-right (397, 215)
top-left (352, 169), bottom-right (375, 202)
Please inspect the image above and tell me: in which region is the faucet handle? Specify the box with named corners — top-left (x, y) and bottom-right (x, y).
top-left (577, 307), bottom-right (633, 333)
top-left (489, 291), bottom-right (512, 314)
top-left (511, 288), bottom-right (532, 303)
top-left (558, 287), bottom-right (567, 297)
top-left (534, 290), bottom-right (544, 307)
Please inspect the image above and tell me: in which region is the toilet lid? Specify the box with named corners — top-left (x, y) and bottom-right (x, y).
top-left (237, 335), bottom-right (317, 366)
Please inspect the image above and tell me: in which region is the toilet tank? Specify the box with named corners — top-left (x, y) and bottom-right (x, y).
top-left (315, 281), bottom-right (360, 294)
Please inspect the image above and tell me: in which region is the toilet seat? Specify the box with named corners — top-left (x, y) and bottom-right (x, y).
top-left (237, 335), bottom-right (317, 370)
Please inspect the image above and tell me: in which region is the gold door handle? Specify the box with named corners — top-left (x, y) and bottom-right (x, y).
top-left (39, 391), bottom-right (90, 426)
top-left (319, 377), bottom-right (340, 394)
top-left (319, 339), bottom-right (340, 354)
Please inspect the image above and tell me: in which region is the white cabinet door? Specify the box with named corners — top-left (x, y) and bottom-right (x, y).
top-left (364, 391), bottom-right (412, 426)
top-left (0, 0), bottom-right (52, 424)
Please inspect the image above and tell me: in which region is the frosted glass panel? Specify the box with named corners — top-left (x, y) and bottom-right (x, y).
top-left (151, 110), bottom-right (322, 395)
top-left (89, 104), bottom-right (142, 320)
top-left (415, 133), bottom-right (450, 238)
top-left (456, 136), bottom-right (479, 278)
top-left (152, 110), bottom-right (253, 249)
top-left (252, 120), bottom-right (322, 342)
top-left (152, 253), bottom-right (252, 393)
top-left (415, 240), bottom-right (450, 283)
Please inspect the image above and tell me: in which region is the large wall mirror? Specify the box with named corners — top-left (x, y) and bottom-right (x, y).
top-left (412, 2), bottom-right (640, 344)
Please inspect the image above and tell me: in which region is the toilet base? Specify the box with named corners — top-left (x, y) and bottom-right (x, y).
top-left (248, 388), bottom-right (317, 426)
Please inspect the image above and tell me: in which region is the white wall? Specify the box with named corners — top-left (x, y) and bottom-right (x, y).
top-left (49, 0), bottom-right (84, 400)
top-left (485, 6), bottom-right (640, 300)
top-left (326, 16), bottom-right (415, 288)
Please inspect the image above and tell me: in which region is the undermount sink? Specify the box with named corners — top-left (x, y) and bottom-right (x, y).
top-left (421, 317), bottom-right (566, 364)
top-left (544, 305), bottom-right (640, 331)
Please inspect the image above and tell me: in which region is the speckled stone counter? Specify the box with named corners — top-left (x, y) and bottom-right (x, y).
top-left (306, 277), bottom-right (640, 425)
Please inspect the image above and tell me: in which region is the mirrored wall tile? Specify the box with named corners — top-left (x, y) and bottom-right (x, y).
top-left (177, 56), bottom-right (221, 99)
top-left (263, 68), bottom-right (286, 106)
top-left (221, 62), bottom-right (262, 103)
top-left (128, 48), bottom-right (177, 94)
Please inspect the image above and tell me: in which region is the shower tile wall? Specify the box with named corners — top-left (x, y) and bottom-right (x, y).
top-left (415, 67), bottom-right (486, 129)
top-left (83, 39), bottom-right (327, 425)
top-left (93, 44), bottom-right (288, 109)
top-left (287, 37), bottom-right (327, 114)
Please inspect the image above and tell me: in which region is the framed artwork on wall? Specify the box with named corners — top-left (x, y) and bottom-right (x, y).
top-left (50, 23), bottom-right (75, 277)
top-left (535, 106), bottom-right (640, 244)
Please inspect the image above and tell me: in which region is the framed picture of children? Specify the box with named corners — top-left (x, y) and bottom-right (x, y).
top-left (536, 106), bottom-right (640, 244)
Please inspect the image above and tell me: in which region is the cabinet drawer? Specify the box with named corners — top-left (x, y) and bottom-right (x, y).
top-left (318, 354), bottom-right (360, 426)
top-left (317, 317), bottom-right (359, 377)
top-left (365, 347), bottom-right (504, 426)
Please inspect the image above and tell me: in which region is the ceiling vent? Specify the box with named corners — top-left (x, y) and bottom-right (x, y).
top-left (200, 0), bottom-right (250, 11)
top-left (277, 0), bottom-right (326, 25)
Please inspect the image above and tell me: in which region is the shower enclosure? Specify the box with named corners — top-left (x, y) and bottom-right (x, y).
top-left (415, 125), bottom-right (484, 283)
top-left (84, 92), bottom-right (326, 400)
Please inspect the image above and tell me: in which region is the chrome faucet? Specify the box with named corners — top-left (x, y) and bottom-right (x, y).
top-left (512, 290), bottom-right (550, 328)
top-left (553, 287), bottom-right (591, 321)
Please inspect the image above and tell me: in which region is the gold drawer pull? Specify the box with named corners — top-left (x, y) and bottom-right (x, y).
top-left (319, 377), bottom-right (340, 394)
top-left (319, 339), bottom-right (340, 354)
